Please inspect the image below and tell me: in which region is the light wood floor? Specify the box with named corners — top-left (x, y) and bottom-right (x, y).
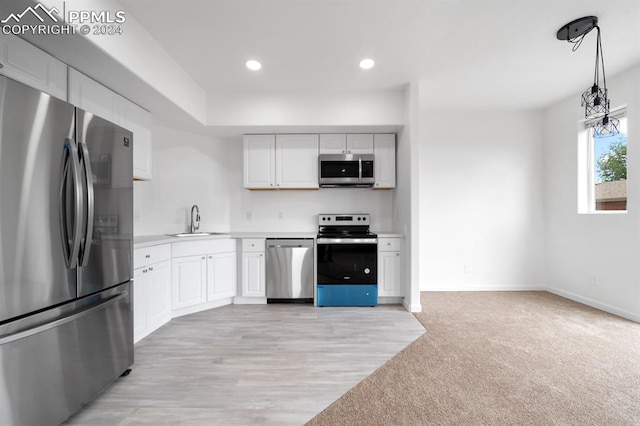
top-left (65, 303), bottom-right (425, 425)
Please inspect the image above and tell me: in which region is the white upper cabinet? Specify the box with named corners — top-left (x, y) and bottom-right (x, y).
top-left (119, 97), bottom-right (152, 180)
top-left (319, 134), bottom-right (347, 154)
top-left (244, 134), bottom-right (318, 189)
top-left (0, 33), bottom-right (67, 100)
top-left (346, 134), bottom-right (374, 154)
top-left (68, 68), bottom-right (119, 123)
top-left (374, 134), bottom-right (396, 189)
top-left (68, 68), bottom-right (152, 180)
top-left (244, 134), bottom-right (276, 188)
top-left (275, 134), bottom-right (319, 189)
top-left (319, 133), bottom-right (374, 154)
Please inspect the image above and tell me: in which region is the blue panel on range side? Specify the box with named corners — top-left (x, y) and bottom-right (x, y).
top-left (317, 284), bottom-right (378, 307)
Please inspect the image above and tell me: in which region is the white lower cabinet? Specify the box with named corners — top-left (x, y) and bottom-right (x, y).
top-left (171, 239), bottom-right (237, 316)
top-left (378, 238), bottom-right (403, 298)
top-left (236, 238), bottom-right (266, 302)
top-left (207, 252), bottom-right (237, 300)
top-left (133, 244), bottom-right (172, 343)
top-left (242, 252), bottom-right (265, 297)
top-left (171, 255), bottom-right (207, 310)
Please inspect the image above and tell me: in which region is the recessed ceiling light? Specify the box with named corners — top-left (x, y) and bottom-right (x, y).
top-left (359, 58), bottom-right (375, 70)
top-left (246, 60), bottom-right (262, 71)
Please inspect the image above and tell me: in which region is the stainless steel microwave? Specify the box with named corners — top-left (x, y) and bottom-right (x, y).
top-left (318, 154), bottom-right (374, 187)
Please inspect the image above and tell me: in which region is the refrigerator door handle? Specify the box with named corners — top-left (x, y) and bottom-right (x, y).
top-left (59, 139), bottom-right (83, 269)
top-left (0, 290), bottom-right (128, 345)
top-left (78, 142), bottom-right (94, 267)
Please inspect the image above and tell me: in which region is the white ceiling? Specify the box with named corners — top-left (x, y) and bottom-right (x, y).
top-left (119, 0), bottom-right (640, 110)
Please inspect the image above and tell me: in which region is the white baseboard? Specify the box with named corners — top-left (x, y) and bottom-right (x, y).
top-left (422, 284), bottom-right (545, 292)
top-left (403, 299), bottom-right (422, 313)
top-left (544, 286), bottom-right (640, 323)
top-left (233, 296), bottom-right (267, 305)
top-left (378, 297), bottom-right (403, 305)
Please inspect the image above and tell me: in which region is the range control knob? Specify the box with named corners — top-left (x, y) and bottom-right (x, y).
top-left (364, 268), bottom-right (371, 274)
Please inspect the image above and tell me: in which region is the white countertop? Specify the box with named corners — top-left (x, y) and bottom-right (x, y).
top-left (231, 232), bottom-right (317, 239)
top-left (376, 233), bottom-right (405, 238)
top-left (134, 231), bottom-right (404, 249)
top-left (134, 233), bottom-right (232, 248)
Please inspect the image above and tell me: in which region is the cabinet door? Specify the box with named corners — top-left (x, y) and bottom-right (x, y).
top-left (346, 134), bottom-right (374, 154)
top-left (207, 252), bottom-right (237, 301)
top-left (147, 260), bottom-right (172, 329)
top-left (119, 97), bottom-right (152, 180)
top-left (374, 134), bottom-right (396, 188)
top-left (275, 134), bottom-right (319, 189)
top-left (242, 252), bottom-right (265, 297)
top-left (0, 33), bottom-right (67, 100)
top-left (133, 266), bottom-right (150, 342)
top-left (172, 255), bottom-right (207, 310)
top-left (68, 68), bottom-right (119, 123)
top-left (319, 134), bottom-right (347, 154)
top-left (378, 251), bottom-right (402, 297)
top-left (244, 134), bottom-right (276, 188)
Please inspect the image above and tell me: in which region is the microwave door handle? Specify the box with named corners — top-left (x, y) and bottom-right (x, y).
top-left (358, 157), bottom-right (362, 180)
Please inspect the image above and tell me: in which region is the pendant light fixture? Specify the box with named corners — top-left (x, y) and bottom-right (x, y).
top-left (557, 16), bottom-right (619, 136)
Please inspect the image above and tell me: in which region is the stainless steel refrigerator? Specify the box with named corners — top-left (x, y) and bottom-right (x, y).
top-left (0, 75), bottom-right (134, 425)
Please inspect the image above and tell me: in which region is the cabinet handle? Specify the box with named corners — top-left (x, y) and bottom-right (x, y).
top-left (209, 256), bottom-right (212, 259)
top-left (202, 256), bottom-right (206, 260)
top-left (142, 269), bottom-right (148, 273)
top-left (396, 253), bottom-right (400, 256)
top-left (145, 254), bottom-right (150, 258)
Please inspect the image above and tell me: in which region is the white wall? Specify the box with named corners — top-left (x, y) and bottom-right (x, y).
top-left (206, 90), bottom-right (405, 127)
top-left (134, 125), bottom-right (232, 235)
top-left (394, 82), bottom-right (422, 312)
top-left (419, 109), bottom-right (546, 291)
top-left (543, 64), bottom-right (640, 321)
top-left (226, 141), bottom-right (394, 233)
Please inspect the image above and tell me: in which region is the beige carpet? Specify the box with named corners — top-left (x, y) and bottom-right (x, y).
top-left (306, 291), bottom-right (640, 425)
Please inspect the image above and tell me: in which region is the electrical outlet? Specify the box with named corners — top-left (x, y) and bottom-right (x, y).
top-left (464, 264), bottom-right (472, 274)
top-left (591, 276), bottom-right (598, 286)
top-left (134, 210), bottom-right (140, 222)
top-left (278, 211), bottom-right (283, 220)
top-left (246, 211), bottom-right (252, 220)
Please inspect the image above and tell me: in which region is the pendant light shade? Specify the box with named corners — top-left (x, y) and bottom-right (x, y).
top-left (581, 84), bottom-right (608, 118)
top-left (557, 16), bottom-right (619, 136)
top-left (593, 114), bottom-right (620, 137)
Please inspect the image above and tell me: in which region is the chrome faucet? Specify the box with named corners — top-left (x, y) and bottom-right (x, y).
top-left (190, 205), bottom-right (200, 233)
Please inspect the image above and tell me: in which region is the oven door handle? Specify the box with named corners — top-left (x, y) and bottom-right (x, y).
top-left (317, 238), bottom-right (378, 244)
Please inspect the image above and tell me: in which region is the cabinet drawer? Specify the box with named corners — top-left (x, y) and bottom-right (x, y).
top-left (242, 238), bottom-right (265, 252)
top-left (172, 239), bottom-right (236, 257)
top-left (378, 238), bottom-right (403, 252)
top-left (134, 244), bottom-right (171, 268)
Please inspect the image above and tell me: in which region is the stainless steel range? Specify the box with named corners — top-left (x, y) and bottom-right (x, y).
top-left (316, 214), bottom-right (378, 306)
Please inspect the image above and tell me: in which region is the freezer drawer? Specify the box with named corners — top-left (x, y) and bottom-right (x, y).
top-left (0, 282), bottom-right (133, 425)
top-left (266, 239), bottom-right (314, 302)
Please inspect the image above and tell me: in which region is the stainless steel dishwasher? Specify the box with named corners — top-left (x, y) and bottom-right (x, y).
top-left (266, 238), bottom-right (314, 303)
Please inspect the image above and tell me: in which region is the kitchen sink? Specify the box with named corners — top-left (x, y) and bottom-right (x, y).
top-left (167, 232), bottom-right (229, 237)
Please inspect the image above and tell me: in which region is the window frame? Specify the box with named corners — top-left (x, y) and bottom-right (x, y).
top-left (578, 106), bottom-right (628, 215)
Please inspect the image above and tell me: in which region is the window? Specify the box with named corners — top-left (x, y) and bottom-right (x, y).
top-left (578, 109), bottom-right (628, 213)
